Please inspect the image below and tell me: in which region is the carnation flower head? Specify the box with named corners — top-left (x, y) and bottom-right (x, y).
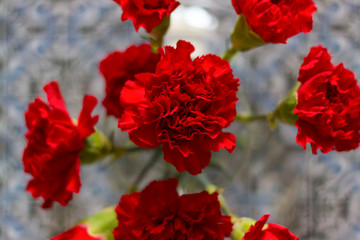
top-left (231, 0), bottom-right (316, 43)
top-left (294, 46), bottom-right (360, 154)
top-left (118, 40), bottom-right (239, 175)
top-left (99, 44), bottom-right (160, 119)
top-left (23, 81), bottom-right (98, 208)
top-left (113, 0), bottom-right (180, 32)
top-left (113, 178), bottom-right (233, 240)
top-left (50, 206), bottom-right (117, 240)
top-left (50, 225), bottom-right (104, 240)
top-left (242, 214), bottom-right (299, 240)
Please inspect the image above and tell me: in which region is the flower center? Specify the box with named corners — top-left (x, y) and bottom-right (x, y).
top-left (143, 0), bottom-right (165, 10)
top-left (325, 83), bottom-right (339, 103)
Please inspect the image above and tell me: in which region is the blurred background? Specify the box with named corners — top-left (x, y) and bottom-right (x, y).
top-left (1, 0), bottom-right (360, 239)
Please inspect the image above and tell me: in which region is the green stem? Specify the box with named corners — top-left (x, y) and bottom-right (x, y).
top-left (235, 113), bottom-right (269, 123)
top-left (111, 146), bottom-right (148, 157)
top-left (127, 148), bottom-right (162, 193)
top-left (222, 46), bottom-right (238, 61)
top-left (197, 173), bottom-right (236, 218)
top-left (197, 173), bottom-right (213, 187)
top-left (221, 202), bottom-right (234, 218)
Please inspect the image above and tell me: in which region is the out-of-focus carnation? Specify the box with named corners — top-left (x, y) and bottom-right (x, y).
top-left (294, 46), bottom-right (360, 154)
top-left (113, 178), bottom-right (233, 239)
top-left (118, 40), bottom-right (239, 175)
top-left (23, 81), bottom-right (98, 208)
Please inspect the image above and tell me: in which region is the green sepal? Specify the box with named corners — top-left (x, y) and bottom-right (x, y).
top-left (150, 16), bottom-right (170, 52)
top-left (231, 14), bottom-right (266, 52)
top-left (80, 129), bottom-right (112, 164)
top-left (271, 82), bottom-right (300, 127)
top-left (231, 217), bottom-right (257, 240)
top-left (77, 206), bottom-right (117, 240)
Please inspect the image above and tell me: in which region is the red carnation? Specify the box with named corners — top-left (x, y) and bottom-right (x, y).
top-left (242, 214), bottom-right (299, 240)
top-left (99, 44), bottom-right (160, 118)
top-left (231, 0), bottom-right (316, 43)
top-left (50, 225), bottom-right (104, 240)
top-left (113, 178), bottom-right (233, 240)
top-left (294, 46), bottom-right (360, 154)
top-left (113, 0), bottom-right (180, 32)
top-left (118, 40), bottom-right (239, 175)
top-left (23, 81), bottom-right (98, 208)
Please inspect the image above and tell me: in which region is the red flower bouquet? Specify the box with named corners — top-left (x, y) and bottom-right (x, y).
top-left (231, 0), bottom-right (316, 43)
top-left (113, 0), bottom-right (180, 32)
top-left (23, 81), bottom-right (98, 208)
top-left (294, 46), bottom-right (360, 154)
top-left (99, 44), bottom-right (160, 118)
top-left (118, 40), bottom-right (239, 175)
top-left (17, 1), bottom-right (350, 239)
top-left (113, 178), bottom-right (233, 239)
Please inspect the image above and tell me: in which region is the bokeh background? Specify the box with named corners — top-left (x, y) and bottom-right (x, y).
top-left (2, 0), bottom-right (360, 239)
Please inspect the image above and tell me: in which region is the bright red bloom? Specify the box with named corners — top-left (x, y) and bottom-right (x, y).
top-left (113, 0), bottom-right (180, 32)
top-left (23, 81), bottom-right (98, 208)
top-left (113, 178), bottom-right (233, 240)
top-left (294, 46), bottom-right (360, 154)
top-left (242, 215), bottom-right (299, 240)
top-left (99, 44), bottom-right (160, 118)
top-left (50, 225), bottom-right (104, 240)
top-left (231, 0), bottom-right (316, 43)
top-left (118, 40), bottom-right (239, 175)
